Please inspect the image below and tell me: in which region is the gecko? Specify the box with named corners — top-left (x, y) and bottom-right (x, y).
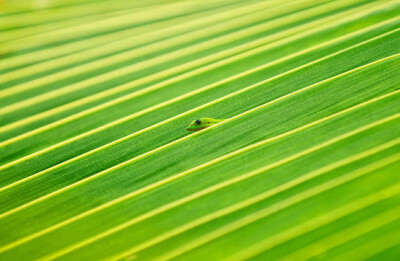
top-left (186, 118), bottom-right (225, 131)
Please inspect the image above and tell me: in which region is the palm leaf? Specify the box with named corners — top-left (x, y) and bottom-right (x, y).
top-left (0, 0), bottom-right (399, 260)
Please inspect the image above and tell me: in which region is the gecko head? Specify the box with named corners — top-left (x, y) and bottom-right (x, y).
top-left (186, 118), bottom-right (208, 131)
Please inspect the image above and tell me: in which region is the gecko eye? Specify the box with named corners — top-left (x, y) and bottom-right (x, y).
top-left (195, 119), bottom-right (201, 124)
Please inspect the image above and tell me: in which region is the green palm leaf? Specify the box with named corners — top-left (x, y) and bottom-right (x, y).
top-left (0, 0), bottom-right (399, 260)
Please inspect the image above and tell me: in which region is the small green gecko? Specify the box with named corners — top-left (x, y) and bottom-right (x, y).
top-left (186, 118), bottom-right (226, 131)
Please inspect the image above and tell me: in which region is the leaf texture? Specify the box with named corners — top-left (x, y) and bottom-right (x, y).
top-left (0, 0), bottom-right (399, 260)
